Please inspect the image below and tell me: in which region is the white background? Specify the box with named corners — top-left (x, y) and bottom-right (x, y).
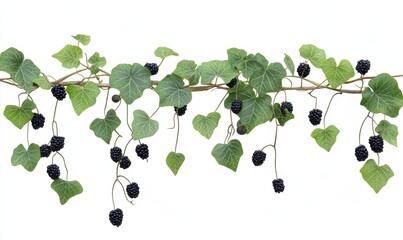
top-left (1, 0), bottom-right (403, 239)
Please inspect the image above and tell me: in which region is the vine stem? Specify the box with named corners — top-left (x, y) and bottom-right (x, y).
top-left (174, 112), bottom-right (180, 153)
top-left (126, 103), bottom-right (132, 132)
top-left (358, 112), bottom-right (370, 145)
top-left (323, 92), bottom-right (341, 128)
top-left (214, 92), bottom-right (228, 112)
top-left (52, 100), bottom-right (59, 136)
top-left (26, 124), bottom-right (30, 146)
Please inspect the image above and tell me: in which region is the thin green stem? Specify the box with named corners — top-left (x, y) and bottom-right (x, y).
top-left (117, 179), bottom-right (134, 205)
top-left (104, 87), bottom-right (110, 116)
top-left (126, 103), bottom-right (132, 132)
top-left (150, 106), bottom-right (160, 118)
top-left (111, 179), bottom-right (118, 209)
top-left (117, 175), bottom-right (131, 184)
top-left (358, 112), bottom-right (370, 145)
top-left (52, 100), bottom-right (59, 136)
top-left (371, 113), bottom-right (376, 135)
top-left (123, 138), bottom-right (133, 156)
top-left (174, 112), bottom-right (180, 153)
top-left (214, 92), bottom-right (228, 112)
top-left (26, 124), bottom-right (30, 146)
top-left (323, 92), bottom-right (341, 128)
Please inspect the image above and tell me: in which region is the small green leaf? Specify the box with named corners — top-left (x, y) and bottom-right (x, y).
top-left (173, 60), bottom-right (199, 85)
top-left (52, 44), bottom-right (83, 69)
top-left (155, 47), bottom-right (179, 59)
top-left (273, 103), bottom-right (294, 126)
top-left (51, 179), bottom-right (83, 205)
top-left (0, 47), bottom-right (24, 74)
top-left (249, 62), bottom-right (286, 94)
top-left (11, 143), bottom-right (40, 172)
top-left (166, 152), bottom-right (185, 175)
top-left (67, 82), bottom-right (100, 116)
top-left (89, 109), bottom-right (121, 144)
top-left (88, 52), bottom-right (106, 74)
top-left (198, 60), bottom-right (239, 84)
top-left (109, 63), bottom-right (151, 104)
top-left (155, 74), bottom-right (192, 108)
top-left (192, 112), bottom-right (221, 139)
top-left (238, 95), bottom-right (273, 132)
top-left (227, 48), bottom-right (247, 69)
top-left (4, 99), bottom-right (36, 129)
top-left (72, 34), bottom-right (91, 45)
top-left (253, 53), bottom-right (269, 67)
top-left (375, 120), bottom-right (398, 147)
top-left (283, 53), bottom-right (295, 75)
top-left (322, 58), bottom-right (354, 88)
top-left (227, 49), bottom-right (261, 79)
top-left (360, 73), bottom-right (403, 118)
top-left (224, 81), bottom-right (255, 109)
top-left (33, 76), bottom-right (52, 90)
top-left (360, 159), bottom-right (394, 193)
top-left (131, 110), bottom-right (159, 140)
top-left (311, 125), bottom-right (340, 152)
top-left (211, 139), bottom-right (243, 172)
top-left (299, 44), bottom-right (326, 68)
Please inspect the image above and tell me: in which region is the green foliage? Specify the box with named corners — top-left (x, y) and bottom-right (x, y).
top-left (249, 61), bottom-right (286, 94)
top-left (67, 82), bottom-right (100, 116)
top-left (173, 60), bottom-right (199, 85)
top-left (90, 109), bottom-right (121, 144)
top-left (273, 103), bottom-right (294, 126)
top-left (360, 159), bottom-right (394, 193)
top-left (311, 125), bottom-right (340, 152)
top-left (283, 54), bottom-right (295, 75)
top-left (88, 52), bottom-right (106, 74)
top-left (51, 179), bottom-right (83, 204)
top-left (52, 44), bottom-right (83, 69)
top-left (166, 152), bottom-right (185, 175)
top-left (227, 48), bottom-right (261, 79)
top-left (198, 60), bottom-right (239, 84)
top-left (238, 95), bottom-right (273, 132)
top-left (11, 143), bottom-right (40, 172)
top-left (155, 47), bottom-right (179, 59)
top-left (4, 99), bottom-right (36, 129)
top-left (33, 76), bottom-right (52, 90)
top-left (375, 120), bottom-right (398, 147)
top-left (321, 58), bottom-right (354, 88)
top-left (299, 44), bottom-right (326, 68)
top-left (224, 81), bottom-right (255, 109)
top-left (131, 110), bottom-right (159, 140)
top-left (211, 139), bottom-right (243, 171)
top-left (155, 74), bottom-right (191, 108)
top-left (192, 112), bottom-right (221, 139)
top-left (72, 34), bottom-right (91, 45)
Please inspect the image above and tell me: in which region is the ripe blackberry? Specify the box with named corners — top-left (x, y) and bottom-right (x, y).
top-left (355, 59), bottom-right (371, 75)
top-left (174, 105), bottom-right (187, 116)
top-left (272, 178), bottom-right (285, 193)
top-left (110, 147), bottom-right (122, 163)
top-left (355, 144), bottom-right (369, 162)
top-left (226, 77), bottom-right (238, 88)
top-left (297, 62), bottom-right (310, 78)
top-left (51, 84), bottom-right (66, 101)
top-left (252, 150), bottom-right (266, 166)
top-left (369, 135), bottom-right (384, 153)
top-left (231, 99), bottom-right (243, 114)
top-left (111, 94), bottom-right (121, 103)
top-left (120, 156), bottom-right (131, 169)
top-left (47, 164), bottom-right (60, 180)
top-left (31, 113), bottom-right (45, 129)
top-left (280, 101), bottom-right (293, 115)
top-left (40, 144), bottom-right (52, 158)
top-left (109, 208), bottom-right (124, 227)
top-left (135, 143), bottom-right (149, 160)
top-left (144, 62), bottom-right (159, 75)
top-left (308, 109), bottom-right (322, 126)
top-left (50, 136), bottom-right (65, 152)
top-left (126, 182), bottom-right (140, 199)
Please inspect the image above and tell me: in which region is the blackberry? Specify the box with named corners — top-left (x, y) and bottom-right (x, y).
top-left (135, 143), bottom-right (149, 160)
top-left (109, 208), bottom-right (124, 227)
top-left (40, 144), bottom-right (52, 158)
top-left (144, 62), bottom-right (159, 75)
top-left (355, 59), bottom-right (371, 75)
top-left (237, 125), bottom-right (247, 135)
top-left (369, 135), bottom-right (384, 153)
top-left (297, 62), bottom-right (310, 78)
top-left (308, 109), bottom-right (322, 126)
top-left (110, 147), bottom-right (122, 163)
top-left (355, 144), bottom-right (369, 162)
top-left (280, 101), bottom-right (293, 115)
top-left (226, 77), bottom-right (238, 88)
top-left (126, 182), bottom-right (140, 199)
top-left (231, 99), bottom-right (243, 114)
top-left (111, 94), bottom-right (121, 103)
top-left (272, 178), bottom-right (285, 193)
top-left (252, 150), bottom-right (266, 166)
top-left (50, 136), bottom-right (65, 152)
top-left (174, 105), bottom-right (187, 116)
top-left (120, 156), bottom-right (131, 169)
top-left (51, 84), bottom-right (66, 101)
top-left (31, 113), bottom-right (45, 130)
top-left (47, 164), bottom-right (60, 180)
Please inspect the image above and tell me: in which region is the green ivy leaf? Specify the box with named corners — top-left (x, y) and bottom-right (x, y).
top-left (360, 159), bottom-right (394, 193)
top-left (192, 112), bottom-right (221, 139)
top-left (283, 53), bottom-right (295, 75)
top-left (131, 110), bottom-right (159, 140)
top-left (88, 52), bottom-right (106, 74)
top-left (33, 76), bottom-right (51, 90)
top-left (66, 82), bottom-right (100, 116)
top-left (52, 44), bottom-right (83, 69)
top-left (253, 53), bottom-right (269, 67)
top-left (155, 47), bottom-right (179, 59)
top-left (227, 48), bottom-right (261, 79)
top-left (321, 58), bottom-right (354, 88)
top-left (155, 74), bottom-right (192, 108)
top-left (224, 81), bottom-right (255, 109)
top-left (3, 99), bottom-right (36, 129)
top-left (173, 60), bottom-right (199, 85)
top-left (89, 109), bottom-right (121, 144)
top-left (249, 62), bottom-right (286, 94)
top-left (72, 34), bottom-right (91, 45)
top-left (273, 103), bottom-right (294, 126)
top-left (227, 48), bottom-right (247, 67)
top-left (375, 120), bottom-right (398, 147)
top-left (238, 95), bottom-right (273, 132)
top-left (166, 152), bottom-right (185, 175)
top-left (11, 143), bottom-right (40, 172)
top-left (311, 125), bottom-right (340, 152)
top-left (360, 73), bottom-right (403, 118)
top-left (211, 139), bottom-right (243, 172)
top-left (299, 44), bottom-right (326, 68)
top-left (51, 179), bottom-right (83, 205)
top-left (109, 63), bottom-right (151, 104)
top-left (198, 60), bottom-right (239, 84)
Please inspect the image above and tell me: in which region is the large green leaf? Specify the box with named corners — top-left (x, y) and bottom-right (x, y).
top-left (155, 47), bottom-right (179, 59)
top-left (109, 63), bottom-right (151, 104)
top-left (3, 99), bottom-right (36, 129)
top-left (66, 82), bottom-right (100, 116)
top-left (166, 152), bottom-right (185, 175)
top-left (51, 179), bottom-right (83, 205)
top-left (173, 60), bottom-right (199, 85)
top-left (249, 62), bottom-right (286, 94)
top-left (33, 76), bottom-right (52, 90)
top-left (89, 109), bottom-right (121, 144)
top-left (211, 139), bottom-right (243, 172)
top-left (360, 73), bottom-right (403, 117)
top-left (299, 44), bottom-right (326, 68)
top-left (273, 103), bottom-right (294, 126)
top-left (131, 110), bottom-right (159, 140)
top-left (224, 81), bottom-right (255, 109)
top-left (198, 60), bottom-right (239, 84)
top-left (52, 44), bottom-right (83, 69)
top-left (11, 143), bottom-right (41, 172)
top-left (375, 120), bottom-right (398, 147)
top-left (322, 58), bottom-right (354, 88)
top-left (360, 159), bottom-right (394, 193)
top-left (311, 125), bottom-right (339, 152)
top-left (238, 95), bottom-right (273, 132)
top-left (155, 74), bottom-right (191, 108)
top-left (283, 53), bottom-right (295, 76)
top-left (192, 112), bottom-right (221, 139)
top-left (72, 34), bottom-right (91, 45)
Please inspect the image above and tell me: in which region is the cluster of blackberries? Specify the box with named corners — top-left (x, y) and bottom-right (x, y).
top-left (226, 77), bottom-right (238, 88)
top-left (47, 164), bottom-right (60, 180)
top-left (297, 62), bottom-right (310, 78)
top-left (109, 146), bottom-right (131, 169)
top-left (109, 208), bottom-right (124, 227)
top-left (135, 143), bottom-right (149, 160)
top-left (280, 101), bottom-right (293, 116)
top-left (174, 105), bottom-right (187, 116)
top-left (39, 135), bottom-right (65, 158)
top-left (272, 178), bottom-right (285, 193)
top-left (354, 135), bottom-right (384, 162)
top-left (308, 109), bottom-right (322, 126)
top-left (31, 113), bottom-right (45, 129)
top-left (112, 94), bottom-right (121, 103)
top-left (231, 99), bottom-right (243, 114)
top-left (51, 84), bottom-right (66, 101)
top-left (355, 59), bottom-right (371, 75)
top-left (126, 182), bottom-right (140, 199)
top-left (144, 63), bottom-right (159, 75)
top-left (252, 150), bottom-right (266, 166)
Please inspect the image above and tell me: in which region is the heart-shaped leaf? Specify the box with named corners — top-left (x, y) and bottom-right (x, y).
top-left (238, 95), bottom-right (273, 132)
top-left (155, 47), bottom-right (178, 59)
top-left (3, 99), bottom-right (36, 129)
top-left (173, 60), bottom-right (199, 85)
top-left (11, 143), bottom-right (41, 172)
top-left (67, 82), bottom-right (100, 116)
top-left (166, 152), bottom-right (185, 175)
top-left (211, 139), bottom-right (243, 171)
top-left (131, 110), bottom-right (159, 140)
top-left (299, 44), bottom-right (326, 68)
top-left (52, 44), bottom-right (83, 69)
top-left (375, 120), bottom-right (398, 147)
top-left (311, 125), bottom-right (339, 152)
top-left (90, 109), bottom-right (121, 144)
top-left (72, 34), bottom-right (91, 45)
top-left (51, 179), bottom-right (83, 205)
top-left (155, 74), bottom-right (191, 108)
top-left (198, 60), bottom-right (239, 84)
top-left (249, 62), bottom-right (286, 94)
top-left (360, 159), bottom-right (394, 193)
top-left (192, 112), bottom-right (221, 139)
top-left (322, 58), bottom-right (354, 88)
